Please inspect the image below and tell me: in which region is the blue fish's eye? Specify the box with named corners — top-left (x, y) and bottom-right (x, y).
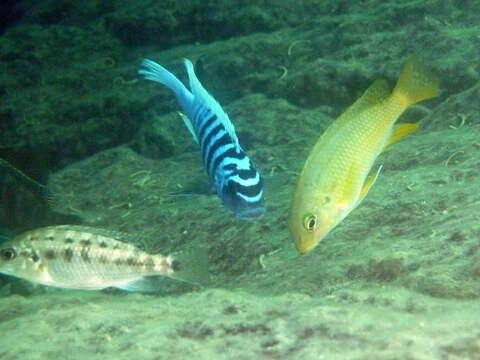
top-left (0, 248), bottom-right (16, 261)
top-left (303, 214), bottom-right (317, 231)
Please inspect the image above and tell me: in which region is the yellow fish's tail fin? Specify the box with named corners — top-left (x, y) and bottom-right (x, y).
top-left (393, 55), bottom-right (439, 107)
top-left (383, 123), bottom-right (419, 150)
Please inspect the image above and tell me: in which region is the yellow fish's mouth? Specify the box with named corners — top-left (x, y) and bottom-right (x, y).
top-left (294, 237), bottom-right (317, 254)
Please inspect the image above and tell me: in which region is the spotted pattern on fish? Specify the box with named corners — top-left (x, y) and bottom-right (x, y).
top-left (64, 248), bottom-right (74, 262)
top-left (31, 251), bottom-right (39, 262)
top-left (43, 249), bottom-right (55, 260)
top-left (80, 247), bottom-right (91, 263)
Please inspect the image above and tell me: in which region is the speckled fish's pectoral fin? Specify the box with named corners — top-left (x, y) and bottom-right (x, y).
top-left (357, 165), bottom-right (383, 206)
top-left (114, 276), bottom-right (162, 293)
top-left (383, 123), bottom-right (419, 151)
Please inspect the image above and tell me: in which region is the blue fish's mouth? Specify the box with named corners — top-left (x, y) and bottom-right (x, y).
top-left (236, 206), bottom-right (266, 219)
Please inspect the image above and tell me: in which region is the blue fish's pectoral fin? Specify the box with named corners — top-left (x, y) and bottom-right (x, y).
top-left (114, 277), bottom-right (161, 293)
top-left (183, 58), bottom-right (240, 149)
top-left (357, 165), bottom-right (383, 207)
top-left (177, 111), bottom-right (198, 143)
top-left (383, 123), bottom-right (419, 151)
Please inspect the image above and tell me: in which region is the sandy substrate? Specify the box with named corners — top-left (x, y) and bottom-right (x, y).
top-left (1, 287), bottom-right (479, 360)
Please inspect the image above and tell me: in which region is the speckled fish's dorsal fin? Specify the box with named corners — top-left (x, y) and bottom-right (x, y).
top-left (183, 58), bottom-right (240, 149)
top-left (53, 225), bottom-right (143, 245)
top-left (0, 157), bottom-right (55, 207)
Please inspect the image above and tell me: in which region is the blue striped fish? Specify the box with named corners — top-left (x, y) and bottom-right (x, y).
top-left (138, 59), bottom-right (265, 218)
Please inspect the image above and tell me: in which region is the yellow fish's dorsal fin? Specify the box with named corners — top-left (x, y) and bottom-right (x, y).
top-left (383, 123), bottom-right (419, 151)
top-left (392, 55), bottom-right (440, 107)
top-left (357, 165), bottom-right (383, 205)
top-left (336, 79), bottom-right (391, 124)
top-left (319, 79), bottom-right (392, 144)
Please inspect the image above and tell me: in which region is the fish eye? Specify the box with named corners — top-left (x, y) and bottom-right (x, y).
top-left (0, 248), bottom-right (17, 261)
top-left (303, 214), bottom-right (318, 232)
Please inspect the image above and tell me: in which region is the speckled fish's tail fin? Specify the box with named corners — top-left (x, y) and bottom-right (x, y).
top-left (170, 247), bottom-right (210, 286)
top-left (393, 54), bottom-right (440, 107)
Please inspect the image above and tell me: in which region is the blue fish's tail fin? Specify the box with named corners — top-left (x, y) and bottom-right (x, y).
top-left (138, 59), bottom-right (194, 110)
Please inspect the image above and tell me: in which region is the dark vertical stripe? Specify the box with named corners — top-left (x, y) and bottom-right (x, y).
top-left (197, 113), bottom-right (217, 140)
top-left (200, 124), bottom-right (223, 164)
top-left (211, 147), bottom-right (242, 179)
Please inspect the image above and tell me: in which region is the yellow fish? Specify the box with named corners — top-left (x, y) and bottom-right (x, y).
top-left (288, 56), bottom-right (439, 254)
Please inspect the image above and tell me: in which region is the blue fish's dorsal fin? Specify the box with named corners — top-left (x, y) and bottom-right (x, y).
top-left (183, 58), bottom-right (240, 149)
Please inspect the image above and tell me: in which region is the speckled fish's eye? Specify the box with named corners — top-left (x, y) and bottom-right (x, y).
top-left (303, 214), bottom-right (317, 232)
top-left (0, 248), bottom-right (17, 261)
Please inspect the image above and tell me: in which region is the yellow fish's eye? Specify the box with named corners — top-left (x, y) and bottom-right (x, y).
top-left (0, 248), bottom-right (16, 261)
top-left (303, 213), bottom-right (317, 231)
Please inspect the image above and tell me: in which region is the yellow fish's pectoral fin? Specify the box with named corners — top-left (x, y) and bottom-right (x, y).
top-left (358, 165), bottom-right (383, 204)
top-left (383, 123), bottom-right (419, 151)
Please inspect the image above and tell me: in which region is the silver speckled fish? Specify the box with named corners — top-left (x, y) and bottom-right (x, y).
top-left (0, 225), bottom-right (206, 292)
